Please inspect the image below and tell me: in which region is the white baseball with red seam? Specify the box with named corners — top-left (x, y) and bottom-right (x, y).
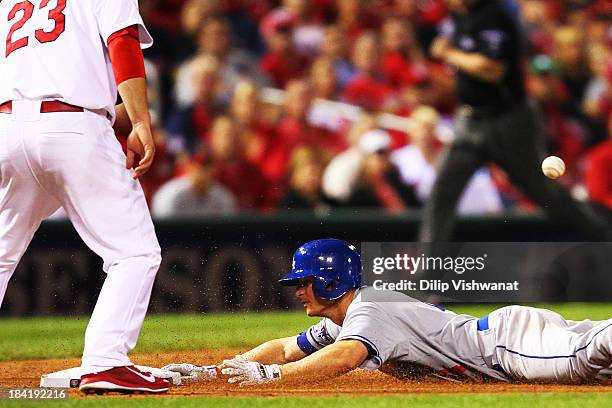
top-left (541, 156), bottom-right (565, 179)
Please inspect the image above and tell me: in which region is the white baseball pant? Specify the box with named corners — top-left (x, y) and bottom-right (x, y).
top-left (479, 305), bottom-right (612, 382)
top-left (0, 100), bottom-right (161, 373)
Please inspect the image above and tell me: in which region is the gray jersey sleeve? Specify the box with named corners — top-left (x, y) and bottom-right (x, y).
top-left (336, 302), bottom-right (397, 370)
top-left (296, 318), bottom-right (341, 355)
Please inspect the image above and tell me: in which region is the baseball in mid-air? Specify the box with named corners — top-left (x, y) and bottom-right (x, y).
top-left (541, 156), bottom-right (566, 179)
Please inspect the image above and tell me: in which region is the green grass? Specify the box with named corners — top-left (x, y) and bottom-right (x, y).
top-left (1, 394), bottom-right (612, 408)
top-left (1, 304), bottom-right (611, 361)
top-left (1, 304), bottom-right (610, 407)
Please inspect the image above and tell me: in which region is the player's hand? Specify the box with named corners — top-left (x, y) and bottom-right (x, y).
top-left (221, 359), bottom-right (282, 386)
top-left (161, 363), bottom-right (217, 380)
top-left (126, 122), bottom-right (155, 179)
top-left (430, 36), bottom-right (452, 60)
top-left (220, 354), bottom-right (248, 368)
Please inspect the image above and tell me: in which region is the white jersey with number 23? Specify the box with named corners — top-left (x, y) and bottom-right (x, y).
top-left (0, 0), bottom-right (152, 115)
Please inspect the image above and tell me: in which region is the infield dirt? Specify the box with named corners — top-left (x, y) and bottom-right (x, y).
top-left (1, 349), bottom-right (610, 397)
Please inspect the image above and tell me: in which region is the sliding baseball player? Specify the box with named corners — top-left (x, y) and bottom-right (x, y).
top-left (165, 239), bottom-right (612, 385)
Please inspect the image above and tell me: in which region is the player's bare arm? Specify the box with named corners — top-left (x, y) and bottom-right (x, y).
top-left (108, 25), bottom-right (154, 179)
top-left (279, 339), bottom-right (368, 380)
top-left (238, 336), bottom-right (306, 364)
top-left (431, 36), bottom-right (505, 83)
top-left (217, 337), bottom-right (367, 386)
top-left (113, 103), bottom-right (131, 135)
top-left (118, 78), bottom-right (155, 179)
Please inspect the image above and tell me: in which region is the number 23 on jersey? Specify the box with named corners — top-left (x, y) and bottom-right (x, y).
top-left (5, 0), bottom-right (67, 57)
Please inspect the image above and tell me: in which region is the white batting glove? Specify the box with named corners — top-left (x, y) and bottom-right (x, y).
top-left (221, 359), bottom-right (282, 386)
top-left (161, 363), bottom-right (217, 381)
top-left (222, 354), bottom-right (249, 365)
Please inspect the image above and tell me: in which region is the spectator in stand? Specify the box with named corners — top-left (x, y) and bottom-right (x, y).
top-left (230, 81), bottom-right (274, 170)
top-left (278, 146), bottom-right (332, 212)
top-left (207, 116), bottom-right (269, 210)
top-left (166, 55), bottom-right (222, 154)
top-left (221, 0), bottom-right (266, 54)
top-left (342, 32), bottom-right (394, 111)
top-left (310, 57), bottom-right (340, 101)
top-left (519, 0), bottom-right (557, 56)
top-left (308, 57), bottom-right (346, 132)
top-left (344, 129), bottom-right (420, 212)
top-left (174, 15), bottom-right (271, 108)
top-left (585, 116), bottom-right (612, 209)
top-left (152, 152), bottom-right (237, 217)
top-left (390, 106), bottom-right (502, 214)
top-left (393, 0), bottom-right (446, 50)
top-left (260, 12), bottom-right (307, 88)
top-left (379, 18), bottom-right (428, 88)
top-left (527, 55), bottom-right (587, 186)
top-left (322, 113), bottom-right (378, 203)
top-left (264, 79), bottom-right (346, 188)
top-left (262, 0), bottom-right (326, 59)
top-left (335, 0), bottom-right (380, 44)
top-left (177, 0), bottom-right (221, 57)
top-left (320, 24), bottom-right (356, 87)
top-left (553, 26), bottom-right (591, 115)
top-left (179, 0), bottom-right (211, 34)
top-left (583, 45), bottom-right (612, 126)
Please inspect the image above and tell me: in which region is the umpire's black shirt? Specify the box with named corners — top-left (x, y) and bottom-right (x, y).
top-left (451, 0), bottom-right (525, 109)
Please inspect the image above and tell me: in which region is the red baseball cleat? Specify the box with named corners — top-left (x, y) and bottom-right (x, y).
top-left (79, 366), bottom-right (170, 394)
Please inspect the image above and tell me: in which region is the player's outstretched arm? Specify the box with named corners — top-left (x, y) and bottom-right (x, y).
top-left (238, 336), bottom-right (306, 365)
top-left (161, 336), bottom-right (306, 379)
top-left (222, 339), bottom-right (368, 386)
top-left (280, 339), bottom-right (368, 380)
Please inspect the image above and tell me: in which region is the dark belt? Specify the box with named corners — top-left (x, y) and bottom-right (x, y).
top-left (0, 101), bottom-right (84, 114)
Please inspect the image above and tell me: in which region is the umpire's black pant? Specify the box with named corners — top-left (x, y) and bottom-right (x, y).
top-left (419, 100), bottom-right (610, 241)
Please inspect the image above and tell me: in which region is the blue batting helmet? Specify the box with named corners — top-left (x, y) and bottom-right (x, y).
top-left (278, 239), bottom-right (361, 301)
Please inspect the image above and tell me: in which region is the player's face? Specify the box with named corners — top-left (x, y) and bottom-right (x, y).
top-left (294, 279), bottom-right (328, 317)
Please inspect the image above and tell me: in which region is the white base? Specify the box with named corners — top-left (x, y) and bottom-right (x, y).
top-left (40, 366), bottom-right (182, 388)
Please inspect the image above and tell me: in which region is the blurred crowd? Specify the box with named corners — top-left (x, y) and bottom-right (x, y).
top-left (123, 0), bottom-right (612, 217)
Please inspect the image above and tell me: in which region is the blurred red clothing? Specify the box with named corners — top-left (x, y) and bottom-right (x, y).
top-left (342, 74), bottom-right (394, 111)
top-left (260, 52), bottom-right (307, 88)
top-left (544, 107), bottom-right (586, 185)
top-left (215, 159), bottom-right (269, 210)
top-left (192, 104), bottom-right (214, 144)
top-left (263, 118), bottom-right (346, 186)
top-left (585, 140), bottom-right (612, 209)
top-left (144, 0), bottom-right (186, 31)
top-left (415, 0), bottom-right (446, 26)
top-left (242, 121), bottom-right (276, 168)
top-left (380, 51), bottom-right (420, 88)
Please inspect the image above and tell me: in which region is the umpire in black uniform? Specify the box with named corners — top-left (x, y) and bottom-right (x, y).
top-left (419, 0), bottom-right (609, 241)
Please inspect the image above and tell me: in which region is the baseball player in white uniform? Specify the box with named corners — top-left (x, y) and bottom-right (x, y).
top-left (166, 239), bottom-right (612, 385)
top-left (0, 0), bottom-right (169, 393)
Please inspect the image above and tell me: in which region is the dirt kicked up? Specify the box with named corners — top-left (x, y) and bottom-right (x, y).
top-left (1, 349), bottom-right (610, 397)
